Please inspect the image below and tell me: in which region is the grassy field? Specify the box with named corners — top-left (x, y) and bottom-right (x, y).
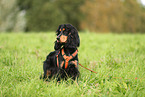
top-left (0, 33), bottom-right (145, 97)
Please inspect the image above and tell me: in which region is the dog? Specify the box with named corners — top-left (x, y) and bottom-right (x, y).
top-left (42, 24), bottom-right (80, 82)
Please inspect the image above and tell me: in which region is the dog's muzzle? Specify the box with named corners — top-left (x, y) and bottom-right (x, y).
top-left (58, 35), bottom-right (67, 43)
top-left (57, 29), bottom-right (70, 43)
top-left (57, 33), bottom-right (68, 43)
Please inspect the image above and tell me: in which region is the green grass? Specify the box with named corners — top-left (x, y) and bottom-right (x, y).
top-left (0, 32), bottom-right (145, 97)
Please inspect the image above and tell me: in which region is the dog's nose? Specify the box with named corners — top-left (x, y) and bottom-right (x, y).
top-left (57, 37), bottom-right (60, 40)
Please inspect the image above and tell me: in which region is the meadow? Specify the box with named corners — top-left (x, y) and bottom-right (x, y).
top-left (0, 32), bottom-right (145, 97)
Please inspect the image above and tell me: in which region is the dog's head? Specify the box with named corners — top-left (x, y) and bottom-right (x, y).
top-left (55, 24), bottom-right (80, 50)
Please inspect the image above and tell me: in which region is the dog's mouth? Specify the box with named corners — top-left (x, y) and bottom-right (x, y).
top-left (57, 35), bottom-right (68, 43)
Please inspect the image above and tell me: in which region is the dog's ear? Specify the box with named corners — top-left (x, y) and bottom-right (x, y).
top-left (65, 24), bottom-right (80, 48)
top-left (71, 26), bottom-right (80, 47)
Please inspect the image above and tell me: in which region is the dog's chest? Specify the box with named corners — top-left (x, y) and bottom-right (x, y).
top-left (55, 49), bottom-right (78, 69)
top-left (56, 53), bottom-right (74, 69)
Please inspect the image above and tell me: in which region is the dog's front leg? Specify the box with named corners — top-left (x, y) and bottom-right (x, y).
top-left (67, 64), bottom-right (80, 81)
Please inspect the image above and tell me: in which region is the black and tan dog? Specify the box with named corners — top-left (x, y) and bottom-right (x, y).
top-left (42, 24), bottom-right (80, 81)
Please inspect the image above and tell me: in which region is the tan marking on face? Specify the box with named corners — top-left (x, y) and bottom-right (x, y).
top-left (60, 35), bottom-right (67, 43)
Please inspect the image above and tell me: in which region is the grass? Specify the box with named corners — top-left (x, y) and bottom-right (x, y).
top-left (0, 32), bottom-right (145, 97)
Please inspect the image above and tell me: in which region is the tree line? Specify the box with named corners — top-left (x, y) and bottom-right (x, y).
top-left (0, 0), bottom-right (145, 33)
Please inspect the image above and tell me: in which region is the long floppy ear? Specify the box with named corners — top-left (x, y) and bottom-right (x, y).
top-left (65, 25), bottom-right (80, 48)
top-left (71, 26), bottom-right (80, 47)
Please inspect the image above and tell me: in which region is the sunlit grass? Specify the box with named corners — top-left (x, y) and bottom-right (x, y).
top-left (0, 33), bottom-right (145, 96)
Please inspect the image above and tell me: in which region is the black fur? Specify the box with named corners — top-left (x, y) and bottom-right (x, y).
top-left (42, 24), bottom-right (80, 81)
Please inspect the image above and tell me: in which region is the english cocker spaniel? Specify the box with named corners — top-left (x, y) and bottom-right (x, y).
top-left (42, 24), bottom-right (80, 82)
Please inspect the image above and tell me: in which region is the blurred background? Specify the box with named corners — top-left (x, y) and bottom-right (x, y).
top-left (0, 0), bottom-right (145, 33)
